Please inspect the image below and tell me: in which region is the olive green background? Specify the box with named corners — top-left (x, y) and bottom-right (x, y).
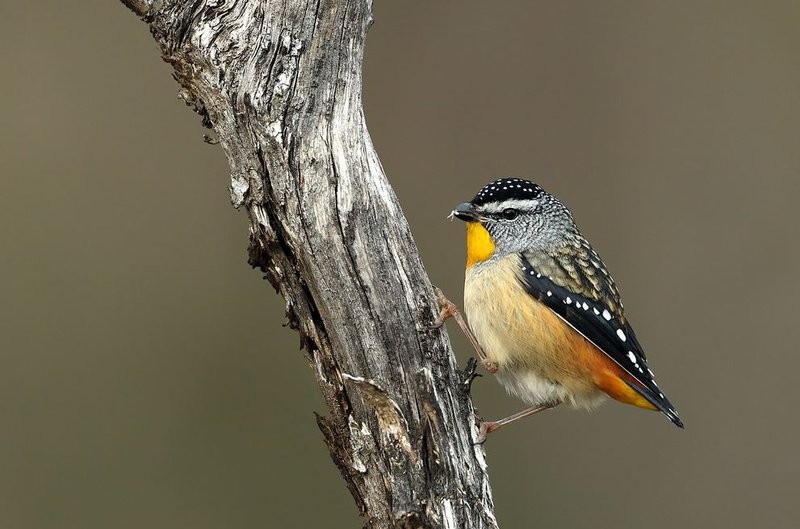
top-left (2, 1), bottom-right (799, 528)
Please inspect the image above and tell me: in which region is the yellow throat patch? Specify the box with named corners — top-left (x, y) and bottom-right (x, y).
top-left (465, 222), bottom-right (495, 269)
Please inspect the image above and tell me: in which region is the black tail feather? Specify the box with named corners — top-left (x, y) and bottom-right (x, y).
top-left (624, 379), bottom-right (684, 429)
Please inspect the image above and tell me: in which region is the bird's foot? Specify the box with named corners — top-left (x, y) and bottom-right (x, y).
top-left (474, 418), bottom-right (502, 445)
top-left (430, 287), bottom-right (457, 328)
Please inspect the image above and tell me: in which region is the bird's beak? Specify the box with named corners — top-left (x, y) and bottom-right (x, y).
top-left (450, 202), bottom-right (481, 222)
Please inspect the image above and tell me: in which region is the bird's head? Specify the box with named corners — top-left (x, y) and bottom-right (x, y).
top-left (452, 178), bottom-right (577, 268)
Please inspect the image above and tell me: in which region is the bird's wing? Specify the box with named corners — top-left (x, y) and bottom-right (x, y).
top-left (519, 250), bottom-right (683, 427)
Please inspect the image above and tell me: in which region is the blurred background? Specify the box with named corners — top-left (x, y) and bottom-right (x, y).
top-left (2, 1), bottom-right (799, 527)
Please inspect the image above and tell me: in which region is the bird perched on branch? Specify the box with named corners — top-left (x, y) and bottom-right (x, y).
top-left (437, 178), bottom-right (683, 441)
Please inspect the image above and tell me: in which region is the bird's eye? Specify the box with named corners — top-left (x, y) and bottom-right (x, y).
top-left (501, 208), bottom-right (519, 220)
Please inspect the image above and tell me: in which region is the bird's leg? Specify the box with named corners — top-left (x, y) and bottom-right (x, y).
top-left (475, 401), bottom-right (561, 444)
top-left (432, 288), bottom-right (498, 374)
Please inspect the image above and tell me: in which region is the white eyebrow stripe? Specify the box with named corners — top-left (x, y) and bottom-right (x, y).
top-left (480, 199), bottom-right (539, 213)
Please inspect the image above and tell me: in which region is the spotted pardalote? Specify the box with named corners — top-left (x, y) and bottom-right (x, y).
top-left (449, 178), bottom-right (682, 437)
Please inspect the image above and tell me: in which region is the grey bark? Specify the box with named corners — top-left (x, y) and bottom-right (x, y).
top-left (120, 1), bottom-right (497, 527)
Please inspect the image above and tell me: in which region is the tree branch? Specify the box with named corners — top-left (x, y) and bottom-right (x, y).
top-left (120, 1), bottom-right (497, 527)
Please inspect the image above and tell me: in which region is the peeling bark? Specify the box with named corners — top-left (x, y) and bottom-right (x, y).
top-left (120, 1), bottom-right (497, 527)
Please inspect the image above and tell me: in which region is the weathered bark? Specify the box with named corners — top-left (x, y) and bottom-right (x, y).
top-left (120, 1), bottom-right (497, 527)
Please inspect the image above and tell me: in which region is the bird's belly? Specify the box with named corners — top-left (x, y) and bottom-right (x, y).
top-left (464, 257), bottom-right (605, 408)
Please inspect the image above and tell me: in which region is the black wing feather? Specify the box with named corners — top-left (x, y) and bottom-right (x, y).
top-left (519, 256), bottom-right (683, 428)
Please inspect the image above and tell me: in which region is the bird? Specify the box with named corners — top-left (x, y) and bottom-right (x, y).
top-left (440, 177), bottom-right (683, 441)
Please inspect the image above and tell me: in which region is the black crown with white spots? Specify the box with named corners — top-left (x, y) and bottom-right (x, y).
top-left (471, 178), bottom-right (545, 206)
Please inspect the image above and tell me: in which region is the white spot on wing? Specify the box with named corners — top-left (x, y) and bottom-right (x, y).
top-left (602, 309), bottom-right (612, 321)
top-left (616, 329), bottom-right (627, 342)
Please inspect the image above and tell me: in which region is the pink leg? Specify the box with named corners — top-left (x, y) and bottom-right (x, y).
top-left (476, 401), bottom-right (561, 444)
top-left (432, 288), bottom-right (498, 374)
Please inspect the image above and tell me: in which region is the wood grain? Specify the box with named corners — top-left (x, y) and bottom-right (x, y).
top-left (120, 1), bottom-right (498, 527)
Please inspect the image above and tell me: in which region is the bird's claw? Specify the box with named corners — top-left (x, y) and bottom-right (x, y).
top-left (474, 419), bottom-right (500, 445)
top-left (430, 287), bottom-right (456, 329)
